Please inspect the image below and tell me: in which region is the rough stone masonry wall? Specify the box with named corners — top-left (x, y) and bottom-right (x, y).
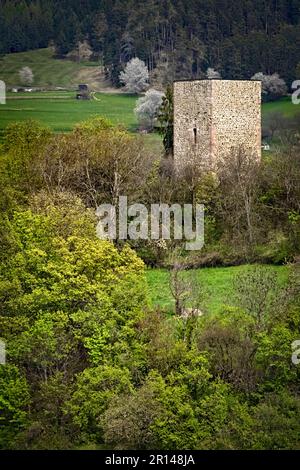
top-left (211, 80), bottom-right (261, 168)
top-left (173, 80), bottom-right (212, 171)
top-left (173, 80), bottom-right (261, 172)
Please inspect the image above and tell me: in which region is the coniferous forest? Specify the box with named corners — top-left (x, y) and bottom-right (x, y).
top-left (1, 0), bottom-right (300, 85)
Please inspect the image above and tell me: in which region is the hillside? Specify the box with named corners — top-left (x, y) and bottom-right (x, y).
top-left (1, 0), bottom-right (300, 87)
top-left (0, 48), bottom-right (110, 91)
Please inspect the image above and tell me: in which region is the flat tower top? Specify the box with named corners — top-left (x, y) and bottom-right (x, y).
top-left (173, 78), bottom-right (262, 83)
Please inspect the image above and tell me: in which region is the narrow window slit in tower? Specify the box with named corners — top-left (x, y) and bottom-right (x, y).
top-left (193, 127), bottom-right (197, 144)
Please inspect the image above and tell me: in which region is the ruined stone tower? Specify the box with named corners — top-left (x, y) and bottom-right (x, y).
top-left (173, 80), bottom-right (261, 171)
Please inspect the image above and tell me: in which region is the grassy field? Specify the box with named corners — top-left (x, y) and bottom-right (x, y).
top-left (0, 90), bottom-right (163, 150)
top-left (146, 265), bottom-right (289, 315)
top-left (0, 48), bottom-right (101, 88)
top-left (1, 91), bottom-right (138, 133)
top-left (1, 91), bottom-right (298, 136)
top-left (0, 48), bottom-right (298, 152)
top-left (263, 96), bottom-right (300, 117)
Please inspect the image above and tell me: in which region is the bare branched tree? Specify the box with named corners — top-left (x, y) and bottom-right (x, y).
top-left (169, 253), bottom-right (205, 317)
top-left (218, 147), bottom-right (260, 245)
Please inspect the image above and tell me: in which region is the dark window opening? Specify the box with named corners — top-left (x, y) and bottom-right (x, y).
top-left (193, 127), bottom-right (197, 144)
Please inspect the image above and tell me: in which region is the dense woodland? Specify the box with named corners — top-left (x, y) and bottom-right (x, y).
top-left (0, 117), bottom-right (300, 449)
top-left (1, 0), bottom-right (300, 85)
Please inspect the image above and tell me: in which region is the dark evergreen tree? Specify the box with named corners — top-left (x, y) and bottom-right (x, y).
top-left (1, 0), bottom-right (300, 85)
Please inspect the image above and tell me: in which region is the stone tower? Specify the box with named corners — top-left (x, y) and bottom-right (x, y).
top-left (173, 80), bottom-right (261, 171)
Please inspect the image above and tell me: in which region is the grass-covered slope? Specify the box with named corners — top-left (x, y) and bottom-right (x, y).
top-left (0, 48), bottom-right (101, 89)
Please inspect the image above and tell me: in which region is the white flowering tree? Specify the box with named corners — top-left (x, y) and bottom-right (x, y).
top-left (119, 58), bottom-right (149, 94)
top-left (19, 66), bottom-right (34, 85)
top-left (251, 72), bottom-right (287, 101)
top-left (134, 88), bottom-right (164, 131)
top-left (206, 67), bottom-right (221, 79)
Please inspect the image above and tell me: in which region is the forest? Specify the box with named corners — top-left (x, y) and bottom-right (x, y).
top-left (0, 117), bottom-right (300, 449)
top-left (1, 0), bottom-right (300, 85)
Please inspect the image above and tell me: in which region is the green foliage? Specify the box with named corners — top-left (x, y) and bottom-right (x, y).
top-left (0, 198), bottom-right (148, 448)
top-left (74, 116), bottom-right (115, 134)
top-left (66, 366), bottom-right (133, 442)
top-left (250, 392), bottom-right (300, 450)
top-left (0, 209), bottom-right (145, 319)
top-left (158, 85), bottom-right (173, 155)
top-left (0, 114), bottom-right (300, 450)
top-left (1, 120), bottom-right (51, 199)
top-left (0, 365), bottom-right (30, 449)
top-left (255, 325), bottom-right (299, 391)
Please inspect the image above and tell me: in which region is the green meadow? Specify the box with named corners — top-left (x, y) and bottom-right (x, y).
top-left (1, 91), bottom-right (138, 133)
top-left (0, 48), bottom-right (99, 88)
top-left (1, 91), bottom-right (298, 139)
top-left (0, 47), bottom-right (298, 146)
top-left (263, 96), bottom-right (299, 117)
top-left (0, 91), bottom-right (164, 151)
top-left (146, 265), bottom-right (290, 315)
